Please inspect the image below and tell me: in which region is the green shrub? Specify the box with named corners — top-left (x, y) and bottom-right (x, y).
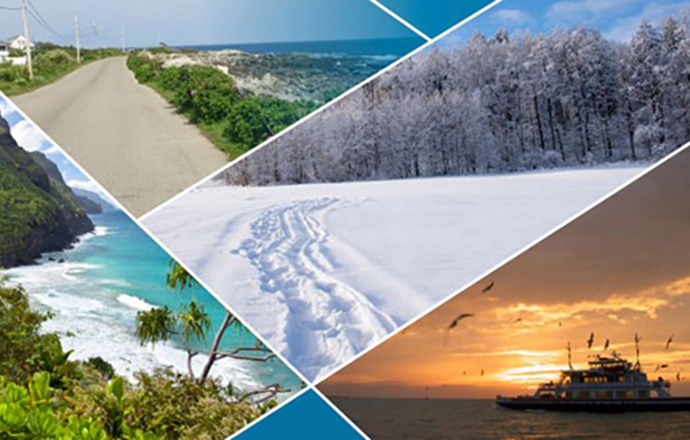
top-left (0, 372), bottom-right (157, 439)
top-left (0, 64), bottom-right (27, 83)
top-left (0, 281), bottom-right (53, 383)
top-left (126, 55), bottom-right (163, 84)
top-left (164, 65), bottom-right (239, 124)
top-left (34, 49), bottom-right (74, 68)
top-left (223, 96), bottom-right (315, 147)
top-left (127, 369), bottom-right (259, 440)
top-left (126, 52), bottom-right (317, 155)
top-left (85, 358), bottom-right (115, 381)
top-left (0, 278), bottom-right (270, 439)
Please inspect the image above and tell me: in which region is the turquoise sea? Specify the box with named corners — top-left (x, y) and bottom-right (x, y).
top-left (6, 211), bottom-right (301, 395)
top-left (181, 37), bottom-right (422, 57)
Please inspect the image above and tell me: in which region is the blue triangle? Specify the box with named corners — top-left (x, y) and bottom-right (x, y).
top-left (236, 390), bottom-right (364, 440)
top-left (377, 0), bottom-right (494, 38)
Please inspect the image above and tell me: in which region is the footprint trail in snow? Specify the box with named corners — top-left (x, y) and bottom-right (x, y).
top-left (234, 197), bottom-right (397, 381)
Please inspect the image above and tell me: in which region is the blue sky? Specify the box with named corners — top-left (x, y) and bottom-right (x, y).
top-left (444, 0), bottom-right (690, 44)
top-left (0, 0), bottom-right (415, 49)
top-left (0, 95), bottom-right (113, 202)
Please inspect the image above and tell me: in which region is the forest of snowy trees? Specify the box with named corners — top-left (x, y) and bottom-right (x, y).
top-left (221, 19), bottom-right (690, 186)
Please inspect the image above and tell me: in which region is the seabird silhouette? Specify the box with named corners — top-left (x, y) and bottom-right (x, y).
top-left (448, 314), bottom-right (475, 330)
top-left (666, 334), bottom-right (674, 350)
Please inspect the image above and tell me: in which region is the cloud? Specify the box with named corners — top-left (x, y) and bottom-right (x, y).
top-left (10, 120), bottom-right (48, 152)
top-left (547, 0), bottom-right (637, 23)
top-left (491, 9), bottom-right (533, 26)
top-left (43, 145), bottom-right (63, 155)
top-left (492, 277), bottom-right (690, 331)
top-left (605, 2), bottom-right (690, 41)
top-left (66, 178), bottom-right (103, 194)
top-left (0, 98), bottom-right (17, 119)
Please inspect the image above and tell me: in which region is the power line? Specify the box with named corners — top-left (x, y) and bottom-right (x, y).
top-left (26, 9), bottom-right (68, 41)
top-left (26, 0), bottom-right (69, 40)
top-left (0, 6), bottom-right (20, 11)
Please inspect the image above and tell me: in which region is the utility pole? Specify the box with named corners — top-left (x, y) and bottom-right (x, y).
top-left (19, 0), bottom-right (33, 80)
top-left (120, 23), bottom-right (125, 52)
top-left (92, 21), bottom-right (101, 57)
top-left (75, 15), bottom-right (81, 64)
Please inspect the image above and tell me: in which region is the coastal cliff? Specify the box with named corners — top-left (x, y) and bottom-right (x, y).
top-left (0, 116), bottom-right (94, 267)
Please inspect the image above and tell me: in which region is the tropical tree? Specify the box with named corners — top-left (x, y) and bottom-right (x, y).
top-left (135, 260), bottom-right (288, 403)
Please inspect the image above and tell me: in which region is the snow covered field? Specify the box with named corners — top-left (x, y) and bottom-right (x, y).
top-left (144, 166), bottom-right (645, 381)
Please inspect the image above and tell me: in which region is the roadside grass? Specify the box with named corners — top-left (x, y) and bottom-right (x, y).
top-left (142, 80), bottom-right (242, 157)
top-left (0, 44), bottom-right (122, 96)
top-left (127, 51), bottom-right (317, 159)
top-left (197, 121), bottom-right (248, 159)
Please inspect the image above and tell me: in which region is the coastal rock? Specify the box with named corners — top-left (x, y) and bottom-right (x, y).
top-left (147, 49), bottom-right (389, 102)
top-left (0, 116), bottom-right (94, 268)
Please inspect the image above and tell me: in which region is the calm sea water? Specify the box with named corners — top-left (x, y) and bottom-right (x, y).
top-left (6, 211), bottom-right (301, 395)
top-left (331, 398), bottom-right (690, 440)
top-left (180, 37), bottom-right (421, 57)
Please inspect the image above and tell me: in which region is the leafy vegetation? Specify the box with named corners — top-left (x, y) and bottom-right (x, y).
top-left (135, 261), bottom-right (289, 404)
top-left (0, 120), bottom-right (93, 268)
top-left (0, 262), bottom-right (281, 439)
top-left (127, 52), bottom-right (316, 157)
top-left (0, 43), bottom-right (123, 96)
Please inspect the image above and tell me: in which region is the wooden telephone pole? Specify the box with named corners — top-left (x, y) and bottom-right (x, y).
top-left (75, 15), bottom-right (81, 64)
top-left (19, 0), bottom-right (33, 80)
top-left (121, 23), bottom-right (125, 52)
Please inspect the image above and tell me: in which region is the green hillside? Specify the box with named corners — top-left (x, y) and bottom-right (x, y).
top-left (0, 116), bottom-right (93, 267)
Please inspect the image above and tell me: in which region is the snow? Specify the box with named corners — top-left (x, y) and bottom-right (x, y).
top-left (144, 166), bottom-right (645, 381)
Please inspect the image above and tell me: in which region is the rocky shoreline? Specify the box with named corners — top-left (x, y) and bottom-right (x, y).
top-left (144, 49), bottom-right (392, 102)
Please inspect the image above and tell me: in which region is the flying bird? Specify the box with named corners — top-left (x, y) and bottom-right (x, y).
top-left (444, 313), bottom-right (475, 346)
top-left (677, 373), bottom-right (682, 382)
top-left (448, 314), bottom-right (475, 331)
top-left (558, 321), bottom-right (562, 327)
top-left (666, 334), bottom-right (675, 350)
top-left (587, 333), bottom-right (595, 349)
top-left (603, 339), bottom-right (610, 351)
top-left (480, 369), bottom-right (485, 376)
top-left (513, 318), bottom-right (523, 324)
top-left (654, 364), bottom-right (670, 372)
top-left (482, 281), bottom-right (495, 293)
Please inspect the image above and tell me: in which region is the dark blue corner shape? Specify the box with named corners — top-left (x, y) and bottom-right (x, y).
top-left (235, 391), bottom-right (364, 440)
top-left (377, 0), bottom-right (494, 38)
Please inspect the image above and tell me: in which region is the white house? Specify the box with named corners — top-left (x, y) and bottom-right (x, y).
top-left (8, 35), bottom-right (34, 52)
top-left (1, 39), bottom-right (28, 65)
top-left (0, 40), bottom-right (9, 63)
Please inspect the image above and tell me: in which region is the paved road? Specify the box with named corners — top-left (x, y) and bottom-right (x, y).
top-left (14, 56), bottom-right (227, 217)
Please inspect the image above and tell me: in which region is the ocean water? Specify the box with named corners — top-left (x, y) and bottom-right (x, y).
top-left (181, 37), bottom-right (422, 57)
top-left (331, 398), bottom-right (690, 440)
top-left (6, 211), bottom-right (301, 395)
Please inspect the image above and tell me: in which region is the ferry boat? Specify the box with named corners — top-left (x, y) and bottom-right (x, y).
top-left (496, 353), bottom-right (690, 412)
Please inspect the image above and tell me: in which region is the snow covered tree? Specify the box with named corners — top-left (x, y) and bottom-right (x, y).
top-left (221, 19), bottom-right (690, 186)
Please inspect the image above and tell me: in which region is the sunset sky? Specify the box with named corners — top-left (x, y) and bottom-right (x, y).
top-left (320, 146), bottom-right (690, 400)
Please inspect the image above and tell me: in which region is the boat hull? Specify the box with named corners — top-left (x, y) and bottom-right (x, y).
top-left (496, 397), bottom-right (690, 413)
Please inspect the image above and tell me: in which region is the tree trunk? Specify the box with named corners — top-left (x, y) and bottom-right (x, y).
top-left (200, 311), bottom-right (233, 383)
top-left (625, 96), bottom-right (637, 160)
top-left (534, 95), bottom-right (546, 150)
